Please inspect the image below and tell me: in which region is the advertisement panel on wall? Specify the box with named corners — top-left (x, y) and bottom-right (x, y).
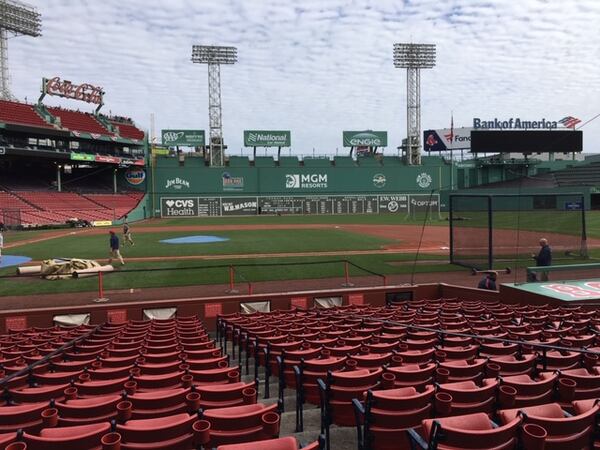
top-left (423, 128), bottom-right (472, 151)
top-left (343, 131), bottom-right (388, 147)
top-left (161, 130), bottom-right (205, 146)
top-left (243, 130), bottom-right (291, 147)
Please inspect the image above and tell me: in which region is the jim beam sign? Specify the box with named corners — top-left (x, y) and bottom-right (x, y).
top-left (43, 77), bottom-right (104, 105)
top-left (161, 198), bottom-right (198, 217)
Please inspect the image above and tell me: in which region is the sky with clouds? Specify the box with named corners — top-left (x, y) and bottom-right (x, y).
top-left (8, 0), bottom-right (600, 155)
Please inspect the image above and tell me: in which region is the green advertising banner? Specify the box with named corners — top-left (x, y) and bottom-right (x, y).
top-left (343, 131), bottom-right (388, 147)
top-left (244, 130), bottom-right (291, 147)
top-left (161, 129), bottom-right (205, 146)
top-left (70, 152), bottom-right (95, 161)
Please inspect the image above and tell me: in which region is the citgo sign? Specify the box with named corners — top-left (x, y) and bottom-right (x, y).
top-left (125, 168), bottom-right (146, 186)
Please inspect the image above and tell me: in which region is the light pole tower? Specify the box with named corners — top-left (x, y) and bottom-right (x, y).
top-left (0, 0), bottom-right (41, 100)
top-left (191, 45), bottom-right (237, 167)
top-left (393, 43), bottom-right (436, 165)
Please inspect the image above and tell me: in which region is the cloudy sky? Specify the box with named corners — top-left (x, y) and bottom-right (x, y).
top-left (9, 0), bottom-right (600, 154)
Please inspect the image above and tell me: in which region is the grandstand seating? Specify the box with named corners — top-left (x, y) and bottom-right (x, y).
top-left (6, 300), bottom-right (600, 449)
top-left (220, 300), bottom-right (600, 450)
top-left (0, 190), bottom-right (143, 225)
top-left (47, 107), bottom-right (112, 136)
top-left (109, 120), bottom-right (145, 140)
top-left (0, 100), bottom-right (53, 129)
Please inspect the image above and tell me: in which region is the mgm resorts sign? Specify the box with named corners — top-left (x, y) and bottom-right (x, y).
top-left (473, 118), bottom-right (558, 130)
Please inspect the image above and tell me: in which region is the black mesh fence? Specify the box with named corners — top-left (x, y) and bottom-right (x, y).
top-left (450, 193), bottom-right (587, 270)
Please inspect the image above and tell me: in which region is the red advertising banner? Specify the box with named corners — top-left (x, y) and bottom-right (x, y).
top-left (290, 297), bottom-right (308, 309)
top-left (348, 293), bottom-right (364, 305)
top-left (44, 77), bottom-right (104, 105)
top-left (95, 155), bottom-right (122, 164)
top-left (204, 303), bottom-right (223, 318)
top-left (5, 316), bottom-right (27, 331)
top-left (107, 309), bottom-right (128, 324)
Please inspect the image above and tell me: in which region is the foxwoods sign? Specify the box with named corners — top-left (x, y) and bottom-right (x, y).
top-left (473, 118), bottom-right (558, 130)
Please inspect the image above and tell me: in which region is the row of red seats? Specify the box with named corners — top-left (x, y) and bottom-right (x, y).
top-left (0, 318), bottom-right (323, 450)
top-left (219, 300), bottom-right (600, 449)
top-left (0, 101), bottom-right (53, 129)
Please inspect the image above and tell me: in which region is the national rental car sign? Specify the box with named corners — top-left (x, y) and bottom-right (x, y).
top-left (244, 130), bottom-right (291, 147)
top-left (161, 130), bottom-right (205, 146)
top-left (343, 131), bottom-right (388, 147)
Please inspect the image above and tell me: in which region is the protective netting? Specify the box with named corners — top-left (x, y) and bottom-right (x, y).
top-left (450, 194), bottom-right (587, 270)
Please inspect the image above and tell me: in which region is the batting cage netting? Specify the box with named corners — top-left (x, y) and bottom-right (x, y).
top-left (2, 209), bottom-right (22, 228)
top-left (450, 193), bottom-right (587, 270)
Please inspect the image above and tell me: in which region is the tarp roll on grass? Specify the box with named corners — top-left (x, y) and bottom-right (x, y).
top-left (17, 265), bottom-right (42, 276)
top-left (73, 265), bottom-right (115, 279)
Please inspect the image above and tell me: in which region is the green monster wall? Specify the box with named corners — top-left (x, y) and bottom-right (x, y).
top-left (149, 156), bottom-right (452, 217)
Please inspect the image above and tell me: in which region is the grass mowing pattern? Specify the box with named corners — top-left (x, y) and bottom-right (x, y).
top-left (5, 229), bottom-right (393, 260)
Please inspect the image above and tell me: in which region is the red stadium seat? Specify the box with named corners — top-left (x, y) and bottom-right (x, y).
top-left (408, 412), bottom-right (522, 450)
top-left (201, 403), bottom-right (280, 447)
top-left (499, 402), bottom-right (598, 450)
top-left (353, 386), bottom-right (435, 450)
top-left (217, 436), bottom-right (324, 449)
top-left (20, 422), bottom-right (111, 450)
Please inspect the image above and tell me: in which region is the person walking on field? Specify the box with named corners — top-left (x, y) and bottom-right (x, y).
top-left (123, 216), bottom-right (134, 246)
top-left (108, 230), bottom-right (125, 265)
top-left (532, 238), bottom-right (552, 281)
top-left (0, 230), bottom-right (3, 264)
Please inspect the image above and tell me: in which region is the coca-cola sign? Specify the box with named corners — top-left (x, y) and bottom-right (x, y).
top-left (43, 77), bottom-right (104, 105)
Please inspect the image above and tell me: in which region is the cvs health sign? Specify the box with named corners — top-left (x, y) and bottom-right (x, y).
top-left (160, 198), bottom-right (198, 217)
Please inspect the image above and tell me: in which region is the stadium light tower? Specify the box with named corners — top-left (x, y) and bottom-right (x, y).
top-left (191, 45), bottom-right (237, 167)
top-left (0, 0), bottom-right (41, 100)
top-left (393, 43), bottom-right (436, 165)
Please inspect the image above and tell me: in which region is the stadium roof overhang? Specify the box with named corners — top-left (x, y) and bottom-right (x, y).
top-left (70, 131), bottom-right (143, 146)
top-left (1, 122), bottom-right (71, 138)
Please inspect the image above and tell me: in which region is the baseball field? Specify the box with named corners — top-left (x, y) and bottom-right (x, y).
top-left (1, 211), bottom-right (599, 299)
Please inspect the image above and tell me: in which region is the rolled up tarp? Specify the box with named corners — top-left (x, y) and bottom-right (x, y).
top-left (17, 265), bottom-right (42, 276)
top-left (73, 265), bottom-right (115, 279)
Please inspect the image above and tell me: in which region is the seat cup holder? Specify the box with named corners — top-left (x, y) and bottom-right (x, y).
top-left (64, 386), bottom-right (78, 400)
top-left (227, 370), bottom-right (240, 383)
top-left (186, 392), bottom-right (201, 411)
top-left (521, 423), bottom-right (547, 450)
top-left (434, 392), bottom-right (452, 416)
top-left (117, 401), bottom-right (132, 423)
top-left (381, 372), bottom-right (395, 389)
top-left (261, 412), bottom-right (280, 437)
top-left (192, 419), bottom-right (211, 446)
top-left (41, 408), bottom-right (58, 428)
top-left (243, 387), bottom-right (258, 404)
top-left (499, 385), bottom-right (517, 408)
top-left (101, 432), bottom-right (122, 450)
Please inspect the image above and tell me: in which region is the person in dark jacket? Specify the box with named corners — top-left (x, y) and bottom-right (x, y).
top-left (108, 230), bottom-right (125, 265)
top-left (477, 271), bottom-right (497, 290)
top-left (532, 238), bottom-right (552, 281)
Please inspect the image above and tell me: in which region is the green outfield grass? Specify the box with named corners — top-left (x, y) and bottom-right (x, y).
top-left (139, 213), bottom-right (447, 227)
top-left (0, 253), bottom-right (453, 297)
top-left (4, 228), bottom-right (395, 261)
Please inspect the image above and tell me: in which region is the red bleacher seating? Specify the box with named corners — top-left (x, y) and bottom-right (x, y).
top-left (0, 190), bottom-right (142, 225)
top-left (0, 100), bottom-right (53, 129)
top-left (47, 107), bottom-right (111, 135)
top-left (110, 121), bottom-right (144, 140)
